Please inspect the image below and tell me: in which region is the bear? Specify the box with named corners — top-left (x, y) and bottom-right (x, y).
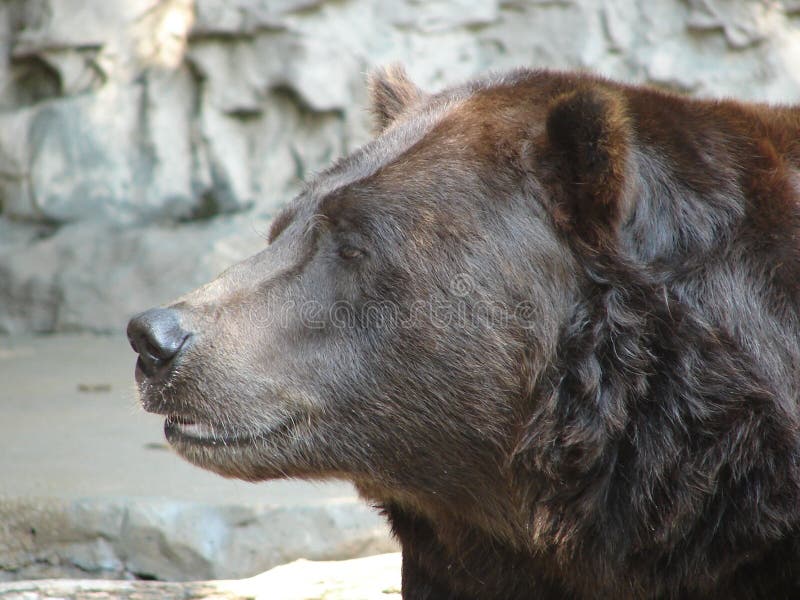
top-left (127, 66), bottom-right (800, 599)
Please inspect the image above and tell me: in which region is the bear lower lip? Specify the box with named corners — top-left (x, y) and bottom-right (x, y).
top-left (164, 415), bottom-right (249, 446)
top-left (165, 415), bottom-right (216, 441)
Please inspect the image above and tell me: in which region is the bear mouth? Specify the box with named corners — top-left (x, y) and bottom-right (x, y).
top-left (164, 414), bottom-right (252, 446)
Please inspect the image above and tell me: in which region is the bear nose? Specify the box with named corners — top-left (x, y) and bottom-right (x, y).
top-left (127, 308), bottom-right (190, 378)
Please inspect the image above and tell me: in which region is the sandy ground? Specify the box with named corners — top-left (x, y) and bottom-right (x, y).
top-left (0, 334), bottom-right (357, 505)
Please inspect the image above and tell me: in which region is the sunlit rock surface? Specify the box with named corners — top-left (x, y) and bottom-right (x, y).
top-left (0, 553), bottom-right (402, 600)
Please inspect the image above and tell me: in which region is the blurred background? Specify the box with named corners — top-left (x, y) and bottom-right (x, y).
top-left (1, 0), bottom-right (799, 589)
top-left (2, 0), bottom-right (800, 334)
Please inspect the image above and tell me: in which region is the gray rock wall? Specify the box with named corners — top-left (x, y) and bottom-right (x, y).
top-left (0, 497), bottom-right (395, 582)
top-left (2, 0), bottom-right (799, 333)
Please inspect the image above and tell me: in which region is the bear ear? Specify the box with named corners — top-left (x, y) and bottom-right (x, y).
top-left (544, 87), bottom-right (632, 247)
top-left (368, 64), bottom-right (425, 132)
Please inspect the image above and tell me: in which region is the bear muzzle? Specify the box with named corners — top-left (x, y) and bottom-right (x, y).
top-left (127, 307), bottom-right (192, 382)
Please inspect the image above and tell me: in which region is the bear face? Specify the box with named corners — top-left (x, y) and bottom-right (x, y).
top-left (129, 67), bottom-right (800, 599)
top-left (132, 67), bottom-right (581, 507)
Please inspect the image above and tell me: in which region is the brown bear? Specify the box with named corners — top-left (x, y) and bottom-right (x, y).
top-left (128, 66), bottom-right (800, 599)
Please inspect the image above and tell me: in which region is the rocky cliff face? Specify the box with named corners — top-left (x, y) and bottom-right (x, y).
top-left (1, 0), bottom-right (799, 333)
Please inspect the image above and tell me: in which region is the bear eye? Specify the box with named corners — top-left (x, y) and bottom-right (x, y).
top-left (338, 245), bottom-right (365, 260)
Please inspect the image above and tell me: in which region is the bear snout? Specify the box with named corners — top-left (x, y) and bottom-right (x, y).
top-left (127, 307), bottom-right (192, 382)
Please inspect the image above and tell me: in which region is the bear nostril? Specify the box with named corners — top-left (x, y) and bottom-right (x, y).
top-left (143, 338), bottom-right (164, 360)
top-left (127, 308), bottom-right (191, 377)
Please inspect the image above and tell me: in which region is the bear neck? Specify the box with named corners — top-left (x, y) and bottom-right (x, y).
top-left (517, 249), bottom-right (800, 590)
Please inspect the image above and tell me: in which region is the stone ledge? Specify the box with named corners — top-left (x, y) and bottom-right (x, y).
top-left (0, 497), bottom-right (397, 582)
top-left (0, 553), bottom-right (402, 600)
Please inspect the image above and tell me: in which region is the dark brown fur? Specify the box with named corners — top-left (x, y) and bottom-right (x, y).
top-left (131, 68), bottom-right (800, 599)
